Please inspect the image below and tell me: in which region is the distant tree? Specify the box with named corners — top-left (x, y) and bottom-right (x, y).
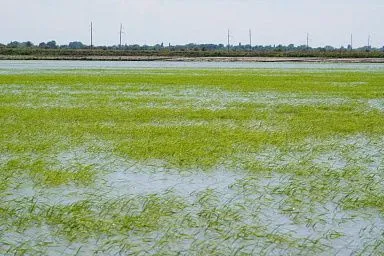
top-left (7, 41), bottom-right (21, 48)
top-left (130, 44), bottom-right (141, 50)
top-left (46, 40), bottom-right (57, 49)
top-left (68, 41), bottom-right (85, 49)
top-left (276, 44), bottom-right (284, 51)
top-left (297, 45), bottom-right (307, 51)
top-left (142, 45), bottom-right (150, 50)
top-left (5, 41), bottom-right (33, 48)
top-left (24, 41), bottom-right (34, 48)
top-left (185, 43), bottom-right (195, 50)
top-left (287, 44), bottom-right (295, 50)
top-left (39, 42), bottom-right (47, 48)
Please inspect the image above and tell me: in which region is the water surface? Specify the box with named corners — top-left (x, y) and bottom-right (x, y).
top-left (1, 60), bottom-right (384, 71)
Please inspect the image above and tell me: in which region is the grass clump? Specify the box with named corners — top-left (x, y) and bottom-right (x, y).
top-left (29, 160), bottom-right (96, 187)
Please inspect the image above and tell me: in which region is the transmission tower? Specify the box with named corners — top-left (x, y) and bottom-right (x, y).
top-left (90, 22), bottom-right (93, 49)
top-left (227, 29), bottom-right (230, 52)
top-left (249, 29), bottom-right (252, 51)
top-left (119, 23), bottom-right (124, 48)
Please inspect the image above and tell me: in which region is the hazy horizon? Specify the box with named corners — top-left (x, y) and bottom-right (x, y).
top-left (1, 0), bottom-right (383, 48)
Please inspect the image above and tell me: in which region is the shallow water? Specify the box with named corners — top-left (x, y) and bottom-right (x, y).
top-left (1, 60), bottom-right (384, 71)
top-left (57, 146), bottom-right (244, 201)
top-left (4, 135), bottom-right (383, 255)
top-left (1, 66), bottom-right (384, 255)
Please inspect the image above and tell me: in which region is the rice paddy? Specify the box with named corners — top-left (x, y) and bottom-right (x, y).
top-left (1, 62), bottom-right (384, 255)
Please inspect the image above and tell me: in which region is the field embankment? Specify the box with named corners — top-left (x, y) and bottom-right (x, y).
top-left (1, 48), bottom-right (384, 62)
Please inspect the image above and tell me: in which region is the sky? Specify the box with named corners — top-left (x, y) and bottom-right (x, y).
top-left (1, 0), bottom-right (383, 48)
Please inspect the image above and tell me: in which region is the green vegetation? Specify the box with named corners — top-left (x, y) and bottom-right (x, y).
top-left (1, 47), bottom-right (384, 59)
top-left (1, 67), bottom-right (384, 255)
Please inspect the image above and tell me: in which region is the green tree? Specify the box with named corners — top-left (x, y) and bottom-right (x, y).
top-left (68, 41), bottom-right (84, 49)
top-left (46, 41), bottom-right (57, 49)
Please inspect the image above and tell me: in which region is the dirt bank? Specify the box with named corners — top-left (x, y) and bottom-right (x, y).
top-left (0, 55), bottom-right (383, 63)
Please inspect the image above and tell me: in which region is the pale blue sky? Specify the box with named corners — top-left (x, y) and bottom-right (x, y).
top-left (1, 0), bottom-right (383, 47)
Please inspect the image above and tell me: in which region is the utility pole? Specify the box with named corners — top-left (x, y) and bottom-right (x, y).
top-left (350, 33), bottom-right (353, 50)
top-left (227, 29), bottom-right (230, 52)
top-left (368, 35), bottom-right (371, 49)
top-left (119, 23), bottom-right (123, 48)
top-left (249, 29), bottom-right (252, 51)
top-left (90, 22), bottom-right (93, 49)
top-left (306, 33), bottom-right (309, 50)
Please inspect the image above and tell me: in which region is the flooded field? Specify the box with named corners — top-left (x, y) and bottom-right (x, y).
top-left (1, 61), bottom-right (384, 255)
top-left (1, 60), bottom-right (384, 71)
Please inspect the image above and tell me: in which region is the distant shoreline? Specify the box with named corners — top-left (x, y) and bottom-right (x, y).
top-left (1, 55), bottom-right (384, 63)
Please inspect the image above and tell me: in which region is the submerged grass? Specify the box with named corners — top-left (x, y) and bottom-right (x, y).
top-left (1, 67), bottom-right (384, 255)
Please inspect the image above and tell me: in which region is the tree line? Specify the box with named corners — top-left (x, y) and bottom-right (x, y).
top-left (2, 40), bottom-right (383, 52)
top-left (1, 40), bottom-right (384, 59)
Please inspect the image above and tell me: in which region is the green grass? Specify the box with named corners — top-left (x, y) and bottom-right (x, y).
top-left (1, 67), bottom-right (384, 255)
